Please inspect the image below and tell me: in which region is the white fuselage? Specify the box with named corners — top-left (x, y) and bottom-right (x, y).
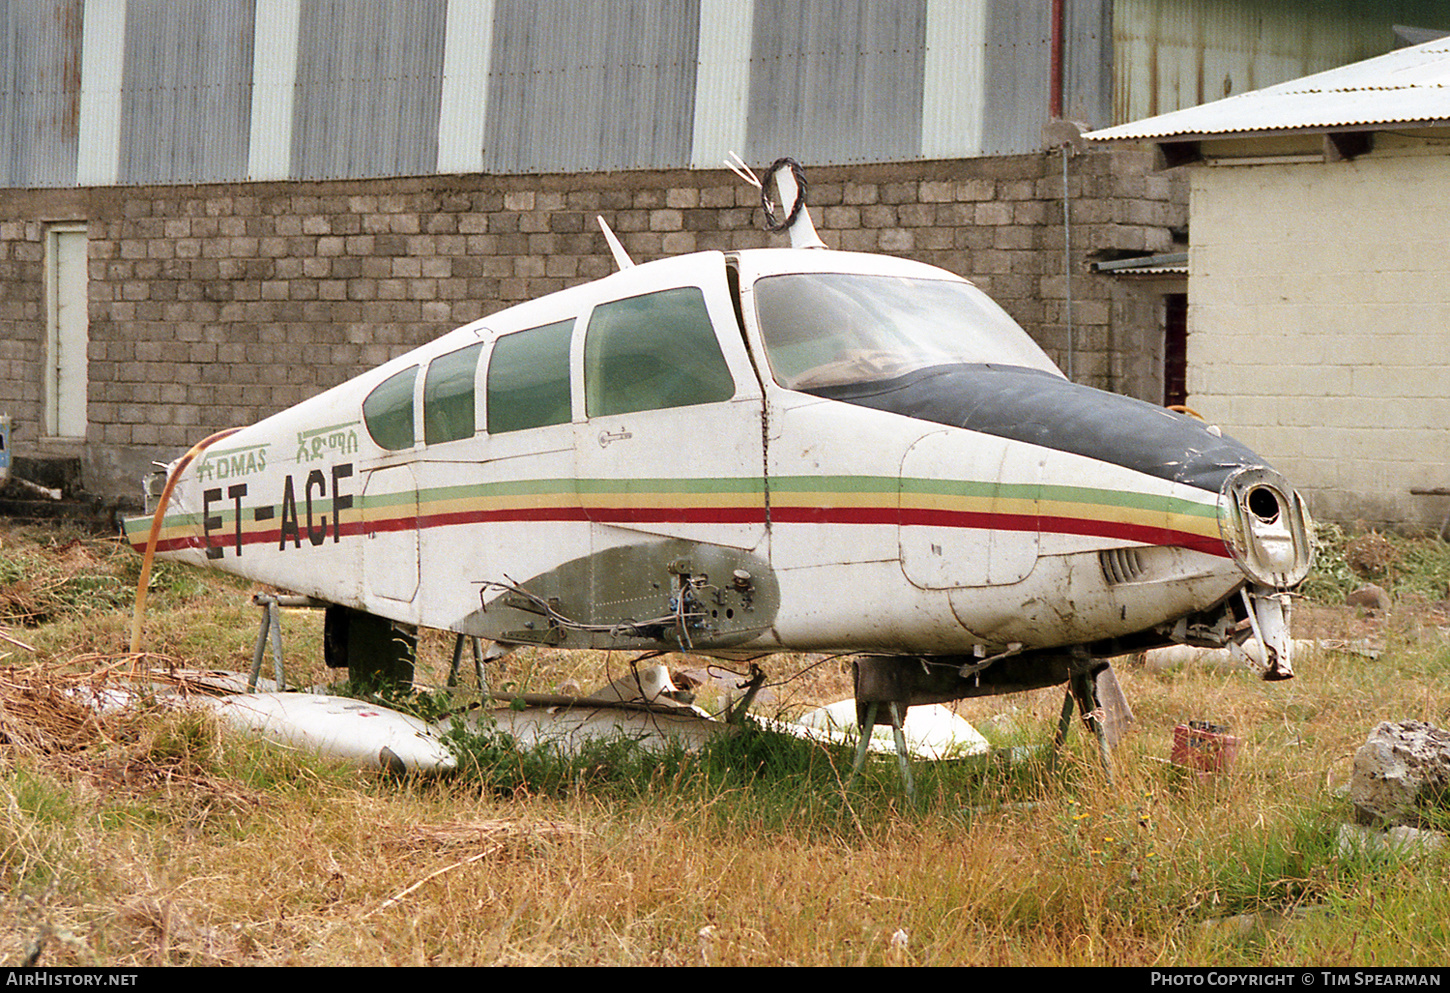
top-left (128, 248), bottom-right (1261, 662)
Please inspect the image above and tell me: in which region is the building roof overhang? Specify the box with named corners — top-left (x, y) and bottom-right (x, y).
top-left (1085, 35), bottom-right (1450, 166)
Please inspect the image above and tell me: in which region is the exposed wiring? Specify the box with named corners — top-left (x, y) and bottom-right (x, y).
top-left (700, 652), bottom-right (853, 693)
top-left (724, 151), bottom-right (761, 189)
top-left (478, 578), bottom-right (706, 646)
top-left (724, 154), bottom-right (809, 232)
top-left (673, 576), bottom-right (695, 651)
top-left (761, 157), bottom-right (809, 232)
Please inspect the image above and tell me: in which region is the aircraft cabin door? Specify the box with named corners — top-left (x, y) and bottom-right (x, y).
top-left (573, 252), bottom-right (768, 555)
top-left (362, 463), bottom-right (420, 610)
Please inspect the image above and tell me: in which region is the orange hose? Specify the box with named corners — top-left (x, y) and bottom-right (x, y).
top-left (129, 427), bottom-right (241, 655)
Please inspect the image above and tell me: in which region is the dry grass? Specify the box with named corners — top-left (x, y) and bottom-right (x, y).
top-left (2, 520), bottom-right (1449, 966)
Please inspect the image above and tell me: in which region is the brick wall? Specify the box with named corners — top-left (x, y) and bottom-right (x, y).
top-left (1191, 150), bottom-right (1450, 529)
top-left (0, 220), bottom-right (42, 421)
top-left (0, 147), bottom-right (1186, 503)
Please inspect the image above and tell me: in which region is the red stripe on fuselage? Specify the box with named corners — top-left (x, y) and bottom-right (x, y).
top-left (133, 503), bottom-right (1230, 558)
top-left (777, 506), bottom-right (1230, 557)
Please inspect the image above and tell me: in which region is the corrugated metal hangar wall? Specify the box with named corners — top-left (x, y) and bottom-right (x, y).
top-left (8, 0), bottom-right (1441, 191)
top-left (2, 0), bottom-right (1050, 185)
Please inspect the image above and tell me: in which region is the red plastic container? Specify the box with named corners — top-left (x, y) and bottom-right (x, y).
top-left (1171, 721), bottom-right (1241, 773)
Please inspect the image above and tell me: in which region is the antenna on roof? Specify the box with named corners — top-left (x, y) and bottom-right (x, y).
top-left (728, 153), bottom-right (825, 250)
top-left (725, 151), bottom-right (761, 189)
top-left (764, 158), bottom-right (825, 249)
top-left (597, 216), bottom-right (635, 271)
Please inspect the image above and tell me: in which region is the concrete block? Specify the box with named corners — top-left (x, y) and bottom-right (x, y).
top-left (877, 228), bottom-right (914, 252)
top-left (699, 186), bottom-right (736, 208)
top-left (974, 202), bottom-right (1013, 226)
top-left (661, 231), bottom-right (696, 255)
top-left (992, 227), bottom-right (1033, 251)
top-left (666, 188), bottom-right (699, 209)
top-left (649, 209), bottom-right (683, 232)
top-left (880, 182), bottom-right (917, 204)
top-left (835, 229), bottom-right (878, 252)
top-left (919, 181), bottom-right (954, 203)
top-left (861, 205), bottom-right (896, 228)
top-left (888, 202), bottom-right (928, 227)
top-left (916, 228), bottom-right (954, 251)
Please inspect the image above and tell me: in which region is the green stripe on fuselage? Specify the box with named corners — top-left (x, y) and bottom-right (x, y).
top-left (135, 474), bottom-right (1216, 533)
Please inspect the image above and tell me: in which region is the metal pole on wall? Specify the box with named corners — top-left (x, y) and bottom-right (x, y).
top-left (1051, 0), bottom-right (1074, 382)
top-left (1063, 143), bottom-right (1074, 382)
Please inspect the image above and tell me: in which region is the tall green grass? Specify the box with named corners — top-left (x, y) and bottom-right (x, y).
top-left (5, 521), bottom-right (1450, 964)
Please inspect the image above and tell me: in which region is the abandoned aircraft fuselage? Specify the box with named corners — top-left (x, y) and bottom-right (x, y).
top-left (126, 218), bottom-right (1314, 704)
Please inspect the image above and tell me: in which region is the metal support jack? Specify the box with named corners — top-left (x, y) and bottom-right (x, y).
top-left (1050, 669), bottom-right (1114, 782)
top-left (846, 701), bottom-right (917, 801)
top-left (250, 595), bottom-right (286, 692)
top-left (249, 594), bottom-right (328, 692)
top-left (447, 633), bottom-right (487, 692)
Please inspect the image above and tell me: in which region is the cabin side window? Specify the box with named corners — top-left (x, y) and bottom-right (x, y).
top-left (584, 287), bottom-right (735, 418)
top-left (423, 342), bottom-right (484, 445)
top-left (487, 320), bottom-right (573, 433)
top-left (362, 365), bottom-right (419, 451)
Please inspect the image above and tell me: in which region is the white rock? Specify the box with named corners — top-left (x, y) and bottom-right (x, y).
top-left (1337, 822), bottom-right (1446, 859)
top-left (1349, 720), bottom-right (1450, 826)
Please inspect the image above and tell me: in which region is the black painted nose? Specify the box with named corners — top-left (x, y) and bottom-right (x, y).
top-left (805, 363), bottom-right (1270, 494)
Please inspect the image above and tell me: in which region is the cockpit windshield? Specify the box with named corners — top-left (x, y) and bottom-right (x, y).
top-left (752, 272), bottom-right (1061, 390)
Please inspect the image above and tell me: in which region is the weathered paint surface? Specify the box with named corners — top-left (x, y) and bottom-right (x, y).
top-left (125, 240), bottom-right (1311, 687)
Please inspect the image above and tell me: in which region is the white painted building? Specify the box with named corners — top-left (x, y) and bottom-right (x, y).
top-left (1087, 37), bottom-right (1450, 530)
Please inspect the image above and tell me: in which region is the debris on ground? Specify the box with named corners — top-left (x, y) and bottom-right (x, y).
top-left (469, 699), bottom-right (727, 755)
top-left (1345, 531), bottom-right (1400, 579)
top-left (784, 699), bottom-right (989, 759)
top-left (0, 656), bottom-right (269, 814)
top-left (1336, 822), bottom-right (1445, 859)
top-left (1141, 638), bottom-right (1323, 673)
top-left (0, 657), bottom-right (146, 756)
top-left (1346, 584), bottom-right (1392, 613)
top-left (206, 691), bottom-right (458, 774)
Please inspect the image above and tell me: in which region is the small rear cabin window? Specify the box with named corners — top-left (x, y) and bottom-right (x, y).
top-left (584, 287), bottom-right (735, 417)
top-left (487, 320), bottom-right (573, 433)
top-left (362, 365), bottom-right (418, 450)
top-left (424, 342), bottom-right (484, 445)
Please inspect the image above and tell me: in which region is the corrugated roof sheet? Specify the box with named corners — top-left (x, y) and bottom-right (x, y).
top-left (1090, 252), bottom-right (1187, 276)
top-left (1085, 35), bottom-right (1450, 142)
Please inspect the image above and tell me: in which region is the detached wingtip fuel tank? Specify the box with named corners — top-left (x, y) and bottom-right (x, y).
top-left (125, 159), bottom-right (1314, 727)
